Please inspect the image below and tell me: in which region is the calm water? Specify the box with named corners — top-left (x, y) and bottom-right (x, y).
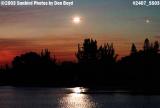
top-left (0, 86), bottom-right (160, 108)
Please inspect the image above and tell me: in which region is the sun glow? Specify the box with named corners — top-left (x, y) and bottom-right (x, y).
top-left (73, 16), bottom-right (81, 24)
top-left (72, 87), bottom-right (86, 94)
top-left (73, 87), bottom-right (81, 93)
top-left (146, 19), bottom-right (150, 24)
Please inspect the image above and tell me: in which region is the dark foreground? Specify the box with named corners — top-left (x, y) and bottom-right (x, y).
top-left (1, 38), bottom-right (160, 93)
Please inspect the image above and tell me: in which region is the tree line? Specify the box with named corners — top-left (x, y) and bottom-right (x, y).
top-left (0, 38), bottom-right (160, 90)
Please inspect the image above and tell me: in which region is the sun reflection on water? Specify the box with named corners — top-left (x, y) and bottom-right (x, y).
top-left (72, 87), bottom-right (86, 94)
top-left (59, 87), bottom-right (97, 108)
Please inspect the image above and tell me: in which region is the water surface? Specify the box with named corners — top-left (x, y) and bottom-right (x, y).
top-left (0, 86), bottom-right (159, 108)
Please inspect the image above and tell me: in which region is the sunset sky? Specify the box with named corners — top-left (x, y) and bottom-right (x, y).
top-left (0, 0), bottom-right (160, 64)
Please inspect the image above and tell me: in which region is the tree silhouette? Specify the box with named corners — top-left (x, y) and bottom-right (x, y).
top-left (98, 43), bottom-right (117, 64)
top-left (12, 49), bottom-right (57, 73)
top-left (1, 37), bottom-right (160, 89)
top-left (41, 49), bottom-right (56, 65)
top-left (76, 38), bottom-right (98, 64)
top-left (144, 38), bottom-right (150, 51)
top-left (76, 38), bottom-right (118, 65)
top-left (131, 43), bottom-right (137, 55)
top-left (12, 52), bottom-right (41, 68)
top-left (153, 41), bottom-right (159, 53)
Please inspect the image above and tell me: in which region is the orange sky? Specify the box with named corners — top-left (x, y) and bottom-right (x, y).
top-left (1, 1), bottom-right (160, 65)
top-left (0, 35), bottom-right (154, 65)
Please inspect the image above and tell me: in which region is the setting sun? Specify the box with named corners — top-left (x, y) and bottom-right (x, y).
top-left (73, 16), bottom-right (81, 24)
